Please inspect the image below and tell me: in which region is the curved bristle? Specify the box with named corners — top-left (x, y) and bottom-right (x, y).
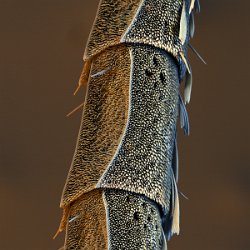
top-left (184, 70), bottom-right (193, 104)
top-left (179, 1), bottom-right (187, 45)
top-left (189, 0), bottom-right (195, 14)
top-left (179, 95), bottom-right (190, 136)
top-left (170, 169), bottom-right (180, 236)
top-left (195, 0), bottom-right (201, 12)
top-left (190, 12), bottom-right (195, 38)
top-left (180, 52), bottom-right (191, 74)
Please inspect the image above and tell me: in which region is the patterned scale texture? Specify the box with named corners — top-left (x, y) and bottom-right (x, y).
top-left (98, 44), bottom-right (180, 212)
top-left (84, 0), bottom-right (142, 60)
top-left (61, 45), bottom-right (131, 208)
top-left (104, 189), bottom-right (166, 250)
top-left (123, 0), bottom-right (183, 57)
top-left (64, 190), bottom-right (108, 250)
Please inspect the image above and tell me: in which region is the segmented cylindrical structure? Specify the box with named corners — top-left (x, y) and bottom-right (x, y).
top-left (56, 0), bottom-right (200, 249)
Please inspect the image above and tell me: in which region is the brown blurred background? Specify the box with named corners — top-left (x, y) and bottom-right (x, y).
top-left (0, 0), bottom-right (249, 249)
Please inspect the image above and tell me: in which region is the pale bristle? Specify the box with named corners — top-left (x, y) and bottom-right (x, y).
top-left (171, 177), bottom-right (180, 235)
top-left (195, 0), bottom-right (201, 12)
top-left (91, 67), bottom-right (110, 78)
top-left (180, 52), bottom-right (191, 74)
top-left (190, 12), bottom-right (195, 38)
top-left (189, 0), bottom-right (196, 14)
top-left (184, 70), bottom-right (193, 104)
top-left (179, 1), bottom-right (187, 45)
top-left (189, 44), bottom-right (207, 65)
top-left (161, 226), bottom-right (168, 250)
top-left (173, 135), bottom-right (179, 182)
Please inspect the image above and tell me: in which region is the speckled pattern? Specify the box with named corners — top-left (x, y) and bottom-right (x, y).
top-left (84, 0), bottom-right (192, 80)
top-left (58, 0), bottom-right (198, 248)
top-left (98, 45), bottom-right (180, 213)
top-left (64, 190), bottom-right (108, 250)
top-left (104, 189), bottom-right (166, 250)
top-left (122, 0), bottom-right (183, 58)
top-left (61, 45), bottom-right (131, 208)
top-left (84, 0), bottom-right (142, 60)
top-left (122, 0), bottom-right (193, 79)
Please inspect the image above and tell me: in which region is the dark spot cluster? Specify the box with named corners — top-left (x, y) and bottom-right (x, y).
top-left (104, 189), bottom-right (165, 249)
top-left (99, 44), bottom-right (180, 212)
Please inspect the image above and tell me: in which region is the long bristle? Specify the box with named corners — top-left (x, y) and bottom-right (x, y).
top-left (184, 70), bottom-right (193, 104)
top-left (179, 1), bottom-right (187, 45)
top-left (190, 12), bottom-right (195, 38)
top-left (66, 103), bottom-right (84, 117)
top-left (180, 52), bottom-right (191, 74)
top-left (195, 0), bottom-right (201, 12)
top-left (172, 134), bottom-right (179, 182)
top-left (189, 44), bottom-right (207, 64)
top-left (179, 95), bottom-right (190, 136)
top-left (161, 226), bottom-right (168, 250)
top-left (171, 173), bottom-right (180, 235)
top-left (189, 0), bottom-right (195, 14)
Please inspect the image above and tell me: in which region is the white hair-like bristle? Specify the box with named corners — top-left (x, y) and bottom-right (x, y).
top-left (189, 0), bottom-right (196, 14)
top-left (69, 215), bottom-right (80, 223)
top-left (91, 67), bottom-right (110, 78)
top-left (171, 176), bottom-right (180, 235)
top-left (189, 44), bottom-right (207, 65)
top-left (190, 12), bottom-right (195, 38)
top-left (184, 70), bottom-right (193, 104)
top-left (180, 52), bottom-right (191, 74)
top-left (179, 1), bottom-right (187, 45)
top-left (161, 226), bottom-right (168, 250)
